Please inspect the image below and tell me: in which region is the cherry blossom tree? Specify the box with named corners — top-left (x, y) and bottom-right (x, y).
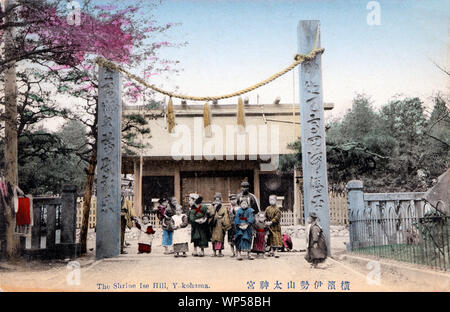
top-left (1, 0), bottom-right (184, 259)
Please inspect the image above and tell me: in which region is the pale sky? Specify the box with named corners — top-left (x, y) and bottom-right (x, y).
top-left (146, 0), bottom-right (449, 119)
top-left (36, 0), bottom-right (449, 132)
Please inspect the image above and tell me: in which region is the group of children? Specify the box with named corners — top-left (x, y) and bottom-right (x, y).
top-left (132, 193), bottom-right (283, 261)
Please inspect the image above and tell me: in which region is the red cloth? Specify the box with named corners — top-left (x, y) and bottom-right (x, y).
top-left (240, 217), bottom-right (248, 221)
top-left (256, 228), bottom-right (265, 233)
top-left (193, 206), bottom-right (203, 216)
top-left (16, 197), bottom-right (31, 226)
top-left (146, 226), bottom-right (155, 234)
top-left (138, 243), bottom-right (151, 253)
top-left (252, 232), bottom-right (266, 252)
top-left (283, 234), bottom-right (293, 250)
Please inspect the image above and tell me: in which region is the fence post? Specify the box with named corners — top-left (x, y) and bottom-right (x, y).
top-left (60, 185), bottom-right (78, 258)
top-left (346, 180), bottom-right (364, 252)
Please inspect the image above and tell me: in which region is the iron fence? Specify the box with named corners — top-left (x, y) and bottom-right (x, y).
top-left (350, 201), bottom-right (449, 271)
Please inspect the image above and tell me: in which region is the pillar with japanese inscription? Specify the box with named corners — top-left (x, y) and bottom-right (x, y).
top-left (96, 66), bottom-right (122, 259)
top-left (298, 20), bottom-right (330, 255)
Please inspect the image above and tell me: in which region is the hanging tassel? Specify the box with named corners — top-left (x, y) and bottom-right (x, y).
top-left (167, 97), bottom-right (175, 133)
top-left (237, 97), bottom-right (245, 129)
top-left (203, 101), bottom-right (212, 137)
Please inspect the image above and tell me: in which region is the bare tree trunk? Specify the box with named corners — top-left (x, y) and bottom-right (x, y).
top-left (2, 0), bottom-right (20, 262)
top-left (79, 150), bottom-right (97, 255)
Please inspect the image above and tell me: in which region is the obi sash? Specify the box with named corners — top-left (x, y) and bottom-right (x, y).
top-left (193, 206), bottom-right (204, 217)
top-left (240, 217), bottom-right (248, 221)
top-left (256, 228), bottom-right (265, 233)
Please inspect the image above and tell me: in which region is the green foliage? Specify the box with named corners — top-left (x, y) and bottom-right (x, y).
top-left (280, 93), bottom-right (450, 192)
top-left (17, 121), bottom-right (88, 195)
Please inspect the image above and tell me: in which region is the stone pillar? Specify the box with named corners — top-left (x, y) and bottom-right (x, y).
top-left (346, 180), bottom-right (364, 251)
top-left (96, 66), bottom-right (122, 259)
top-left (298, 20), bottom-right (330, 254)
top-left (60, 185), bottom-right (77, 245)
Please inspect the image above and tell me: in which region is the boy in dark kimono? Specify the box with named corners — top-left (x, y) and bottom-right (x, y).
top-left (265, 195), bottom-right (282, 258)
top-left (227, 194), bottom-right (239, 257)
top-left (234, 198), bottom-right (255, 260)
top-left (252, 212), bottom-right (268, 258)
top-left (188, 193), bottom-right (209, 257)
top-left (305, 212), bottom-right (327, 268)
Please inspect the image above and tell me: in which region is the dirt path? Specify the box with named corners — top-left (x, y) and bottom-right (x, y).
top-left (0, 228), bottom-right (429, 292)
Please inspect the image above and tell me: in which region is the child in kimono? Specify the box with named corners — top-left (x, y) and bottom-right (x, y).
top-left (172, 204), bottom-right (189, 257)
top-left (161, 205), bottom-right (175, 254)
top-left (252, 212), bottom-right (268, 258)
top-left (265, 195), bottom-right (282, 258)
top-left (234, 198), bottom-right (255, 260)
top-left (134, 215), bottom-right (155, 254)
top-left (227, 194), bottom-right (239, 257)
top-left (188, 193), bottom-right (210, 257)
top-left (209, 192), bottom-right (231, 257)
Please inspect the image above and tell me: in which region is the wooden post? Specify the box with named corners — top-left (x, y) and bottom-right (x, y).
top-left (96, 66), bottom-right (122, 259)
top-left (253, 168), bottom-right (260, 204)
top-left (174, 168), bottom-right (181, 205)
top-left (298, 20), bottom-right (331, 255)
top-left (133, 159), bottom-right (141, 216)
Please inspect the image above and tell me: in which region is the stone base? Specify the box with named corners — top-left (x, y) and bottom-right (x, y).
top-left (22, 243), bottom-right (80, 260)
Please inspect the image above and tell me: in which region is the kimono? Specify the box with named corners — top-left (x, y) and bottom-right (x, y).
top-left (264, 205), bottom-right (283, 248)
top-left (120, 197), bottom-right (135, 252)
top-left (172, 214), bottom-right (189, 253)
top-left (227, 204), bottom-right (240, 246)
top-left (161, 206), bottom-right (175, 247)
top-left (189, 204), bottom-right (210, 248)
top-left (252, 219), bottom-right (268, 253)
top-left (305, 222), bottom-right (327, 264)
top-left (234, 207), bottom-right (254, 251)
top-left (135, 220), bottom-right (155, 253)
top-left (209, 204), bottom-right (231, 251)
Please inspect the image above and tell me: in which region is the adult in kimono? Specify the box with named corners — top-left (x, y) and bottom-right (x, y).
top-left (188, 193), bottom-right (210, 257)
top-left (226, 194), bottom-right (240, 257)
top-left (264, 194), bottom-right (283, 258)
top-left (305, 212), bottom-right (328, 268)
top-left (120, 190), bottom-right (135, 255)
top-left (236, 181), bottom-right (260, 214)
top-left (234, 197), bottom-right (255, 260)
top-left (209, 192), bottom-right (231, 257)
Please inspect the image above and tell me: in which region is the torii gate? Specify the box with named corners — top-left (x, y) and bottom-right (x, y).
top-left (95, 20), bottom-right (330, 259)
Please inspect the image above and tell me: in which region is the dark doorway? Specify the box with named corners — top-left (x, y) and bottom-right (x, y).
top-left (180, 170), bottom-right (254, 210)
top-left (141, 176), bottom-right (174, 213)
top-left (259, 173), bottom-right (294, 211)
